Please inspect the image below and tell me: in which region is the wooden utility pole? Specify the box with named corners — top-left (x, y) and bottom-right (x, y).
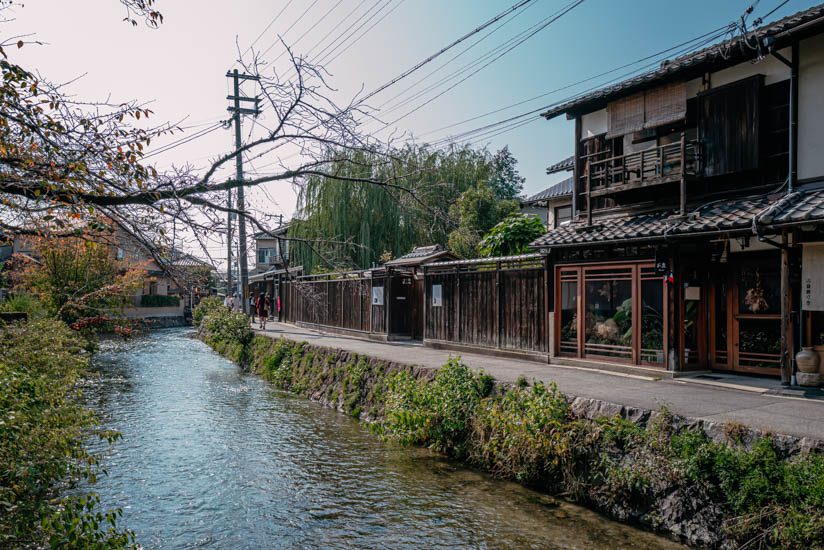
top-left (226, 69), bottom-right (261, 313)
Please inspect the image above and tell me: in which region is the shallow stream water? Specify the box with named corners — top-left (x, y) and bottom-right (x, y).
top-left (82, 328), bottom-right (688, 550)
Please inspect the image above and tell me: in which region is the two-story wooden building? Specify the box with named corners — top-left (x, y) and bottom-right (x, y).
top-left (533, 5), bottom-right (824, 383)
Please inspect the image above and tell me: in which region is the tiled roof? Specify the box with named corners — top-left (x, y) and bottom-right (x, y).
top-left (526, 177), bottom-right (574, 203)
top-left (385, 244), bottom-right (454, 266)
top-left (546, 156), bottom-right (574, 174)
top-left (542, 4), bottom-right (824, 120)
top-left (531, 189), bottom-right (824, 248)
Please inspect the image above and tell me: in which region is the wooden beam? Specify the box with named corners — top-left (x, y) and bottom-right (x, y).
top-left (780, 231), bottom-right (791, 385)
top-left (679, 132), bottom-right (687, 216)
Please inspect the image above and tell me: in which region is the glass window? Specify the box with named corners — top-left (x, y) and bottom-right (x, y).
top-left (116, 248), bottom-right (124, 261)
top-left (640, 279), bottom-right (664, 364)
top-left (555, 206), bottom-right (572, 228)
top-left (584, 269), bottom-right (633, 360)
top-left (559, 276), bottom-right (578, 355)
top-left (738, 266), bottom-right (780, 314)
top-left (738, 318), bottom-right (781, 370)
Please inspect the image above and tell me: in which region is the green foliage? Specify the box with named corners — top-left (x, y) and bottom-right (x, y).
top-left (447, 182), bottom-right (520, 258)
top-left (290, 144), bottom-right (525, 272)
top-left (203, 306), bottom-right (254, 364)
top-left (138, 294), bottom-right (180, 308)
top-left (470, 382), bottom-right (577, 484)
top-left (487, 145), bottom-right (525, 200)
top-left (0, 319), bottom-right (135, 548)
top-left (381, 357), bottom-right (488, 457)
top-left (18, 237), bottom-right (140, 326)
top-left (0, 292), bottom-right (44, 317)
top-left (479, 214), bottom-right (546, 257)
top-left (192, 295), bottom-right (224, 327)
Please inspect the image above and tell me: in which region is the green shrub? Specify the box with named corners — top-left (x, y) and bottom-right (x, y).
top-left (139, 294), bottom-right (180, 308)
top-left (0, 292), bottom-right (43, 317)
top-left (192, 295), bottom-right (224, 327)
top-left (0, 319), bottom-right (135, 548)
top-left (381, 356), bottom-right (487, 457)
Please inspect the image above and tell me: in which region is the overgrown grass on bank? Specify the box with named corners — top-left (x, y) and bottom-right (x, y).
top-left (0, 319), bottom-right (136, 549)
top-left (199, 308), bottom-right (824, 549)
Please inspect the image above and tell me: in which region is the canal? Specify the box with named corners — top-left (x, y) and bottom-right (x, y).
top-left (83, 328), bottom-right (687, 549)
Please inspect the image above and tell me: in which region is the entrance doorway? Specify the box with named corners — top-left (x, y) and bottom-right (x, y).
top-left (710, 255), bottom-right (784, 376)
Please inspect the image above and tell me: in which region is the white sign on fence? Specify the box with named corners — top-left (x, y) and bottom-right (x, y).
top-left (802, 243), bottom-right (824, 311)
top-left (371, 286), bottom-right (384, 306)
top-left (432, 284), bottom-right (442, 307)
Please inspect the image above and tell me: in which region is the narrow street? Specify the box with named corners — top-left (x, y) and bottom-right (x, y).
top-left (258, 322), bottom-right (824, 443)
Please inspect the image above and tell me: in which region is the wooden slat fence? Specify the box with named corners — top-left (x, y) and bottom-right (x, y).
top-left (424, 255), bottom-right (547, 353)
top-left (281, 271), bottom-right (375, 333)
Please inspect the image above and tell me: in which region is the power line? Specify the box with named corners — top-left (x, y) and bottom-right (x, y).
top-left (423, 23), bottom-right (736, 150)
top-left (313, 0), bottom-right (396, 66)
top-left (324, 0), bottom-right (407, 66)
top-left (373, 1), bottom-right (536, 111)
top-left (141, 122), bottom-right (226, 160)
top-left (258, 0), bottom-right (322, 60)
top-left (238, 0), bottom-right (295, 64)
top-left (417, 23), bottom-right (733, 140)
top-left (357, 0), bottom-right (537, 104)
top-left (269, 0), bottom-right (347, 65)
top-left (374, 0), bottom-right (586, 132)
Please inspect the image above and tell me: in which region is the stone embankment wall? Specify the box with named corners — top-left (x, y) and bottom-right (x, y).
top-left (199, 321), bottom-right (824, 550)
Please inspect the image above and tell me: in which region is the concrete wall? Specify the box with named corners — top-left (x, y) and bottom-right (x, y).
top-left (520, 204), bottom-right (547, 224)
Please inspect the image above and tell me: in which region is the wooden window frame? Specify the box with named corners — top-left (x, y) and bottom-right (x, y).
top-left (554, 260), bottom-right (666, 368)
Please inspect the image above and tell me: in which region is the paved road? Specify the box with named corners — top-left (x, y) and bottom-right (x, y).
top-left (256, 322), bottom-right (824, 442)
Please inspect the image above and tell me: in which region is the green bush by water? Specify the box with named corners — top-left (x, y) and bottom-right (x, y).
top-left (0, 319), bottom-right (135, 549)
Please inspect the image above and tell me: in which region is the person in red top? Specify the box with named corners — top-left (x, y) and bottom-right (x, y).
top-left (262, 293), bottom-right (271, 330)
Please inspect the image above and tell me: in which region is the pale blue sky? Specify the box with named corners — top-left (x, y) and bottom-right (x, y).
top-left (4, 0), bottom-right (813, 260)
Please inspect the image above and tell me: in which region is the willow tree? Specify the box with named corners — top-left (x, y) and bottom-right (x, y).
top-left (289, 149), bottom-right (419, 274)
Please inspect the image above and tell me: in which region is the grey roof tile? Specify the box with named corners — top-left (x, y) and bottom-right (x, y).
top-left (531, 189), bottom-right (824, 248)
top-left (527, 176), bottom-right (574, 203)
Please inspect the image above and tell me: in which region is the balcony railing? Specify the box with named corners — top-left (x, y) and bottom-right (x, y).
top-left (581, 135), bottom-right (700, 198)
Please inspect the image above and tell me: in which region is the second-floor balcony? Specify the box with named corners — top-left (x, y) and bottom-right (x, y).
top-left (581, 135), bottom-right (701, 198)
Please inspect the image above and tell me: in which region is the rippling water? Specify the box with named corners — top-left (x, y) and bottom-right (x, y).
top-left (82, 328), bottom-right (686, 550)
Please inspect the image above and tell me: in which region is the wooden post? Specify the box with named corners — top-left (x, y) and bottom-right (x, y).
top-left (456, 267), bottom-right (462, 343)
top-left (543, 255), bottom-right (550, 356)
top-left (369, 277), bottom-right (374, 333)
top-left (586, 170), bottom-right (592, 226)
top-left (385, 269), bottom-right (391, 337)
top-left (666, 250), bottom-right (678, 371)
top-left (679, 133), bottom-right (687, 217)
top-left (423, 266), bottom-right (428, 342)
top-left (780, 232), bottom-right (791, 385)
top-left (496, 262), bottom-right (503, 349)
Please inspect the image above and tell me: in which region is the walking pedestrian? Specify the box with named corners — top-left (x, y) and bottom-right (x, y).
top-left (249, 295), bottom-right (256, 323)
top-left (261, 293), bottom-right (270, 330)
top-left (256, 294), bottom-right (265, 329)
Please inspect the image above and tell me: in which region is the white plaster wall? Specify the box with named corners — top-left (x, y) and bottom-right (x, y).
top-left (799, 34), bottom-right (824, 181)
top-left (710, 47), bottom-right (791, 88)
top-left (581, 109), bottom-right (607, 139)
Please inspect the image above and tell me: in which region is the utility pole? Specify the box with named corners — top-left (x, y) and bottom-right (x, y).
top-left (226, 69), bottom-right (261, 313)
top-left (226, 188), bottom-right (232, 298)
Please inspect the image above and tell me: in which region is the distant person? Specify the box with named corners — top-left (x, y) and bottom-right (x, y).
top-left (249, 295), bottom-right (256, 322)
top-left (223, 294), bottom-right (231, 308)
top-left (256, 294), bottom-right (265, 329)
top-left (261, 293), bottom-right (271, 330)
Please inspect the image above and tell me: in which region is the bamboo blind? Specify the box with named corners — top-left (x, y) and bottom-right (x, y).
top-left (606, 81), bottom-right (686, 138)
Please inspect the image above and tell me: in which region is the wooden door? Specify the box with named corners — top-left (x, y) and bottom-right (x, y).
top-left (389, 274), bottom-right (413, 337)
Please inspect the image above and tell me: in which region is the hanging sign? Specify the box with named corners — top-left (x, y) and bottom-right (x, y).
top-left (654, 248), bottom-right (668, 276)
top-left (802, 243), bottom-right (824, 311)
top-left (432, 284), bottom-right (443, 307)
top-left (372, 286), bottom-right (384, 306)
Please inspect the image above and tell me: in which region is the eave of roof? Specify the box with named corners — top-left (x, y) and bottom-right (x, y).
top-left (541, 4), bottom-right (824, 120)
top-left (529, 189), bottom-right (824, 249)
top-left (546, 155), bottom-right (574, 174)
top-left (525, 176), bottom-right (574, 204)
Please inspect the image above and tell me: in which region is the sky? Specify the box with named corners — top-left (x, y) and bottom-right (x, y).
top-left (3, 0), bottom-right (813, 264)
